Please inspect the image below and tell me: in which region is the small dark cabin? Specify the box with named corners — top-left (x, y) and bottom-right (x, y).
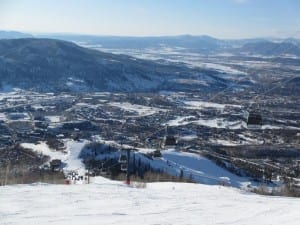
top-left (50, 159), bottom-right (62, 171)
top-left (164, 136), bottom-right (177, 146)
top-left (247, 113), bottom-right (263, 127)
top-left (153, 150), bottom-right (162, 158)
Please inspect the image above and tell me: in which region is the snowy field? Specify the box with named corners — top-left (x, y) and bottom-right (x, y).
top-left (108, 102), bottom-right (166, 117)
top-left (165, 115), bottom-right (245, 130)
top-left (1, 177), bottom-right (299, 225)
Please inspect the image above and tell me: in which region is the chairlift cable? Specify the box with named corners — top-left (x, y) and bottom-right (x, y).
top-left (207, 29), bottom-right (300, 104)
top-left (202, 30), bottom-right (300, 130)
top-left (246, 73), bottom-right (300, 119)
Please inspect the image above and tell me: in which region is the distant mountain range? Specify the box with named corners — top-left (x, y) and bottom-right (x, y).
top-left (36, 33), bottom-right (300, 57)
top-left (0, 38), bottom-right (229, 92)
top-left (1, 32), bottom-right (299, 93)
top-left (38, 34), bottom-right (227, 53)
top-left (0, 31), bottom-right (33, 39)
top-left (1, 31), bottom-right (300, 57)
top-left (237, 41), bottom-right (300, 56)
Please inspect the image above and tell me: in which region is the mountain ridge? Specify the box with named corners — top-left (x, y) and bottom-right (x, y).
top-left (0, 31), bottom-right (33, 39)
top-left (0, 38), bottom-right (228, 92)
top-left (2, 30), bottom-right (300, 56)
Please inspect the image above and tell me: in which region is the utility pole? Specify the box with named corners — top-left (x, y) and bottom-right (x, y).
top-left (4, 161), bottom-right (10, 186)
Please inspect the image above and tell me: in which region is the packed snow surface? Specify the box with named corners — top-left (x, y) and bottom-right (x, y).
top-left (1, 177), bottom-right (299, 225)
top-left (160, 149), bottom-right (252, 188)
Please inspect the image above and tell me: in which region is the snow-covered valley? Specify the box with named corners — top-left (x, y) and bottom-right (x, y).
top-left (19, 139), bottom-right (254, 188)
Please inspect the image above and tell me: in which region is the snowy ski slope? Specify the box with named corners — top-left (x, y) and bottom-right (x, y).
top-left (1, 177), bottom-right (299, 225)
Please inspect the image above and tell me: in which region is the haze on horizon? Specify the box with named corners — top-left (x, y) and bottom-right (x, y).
top-left (0, 0), bottom-right (300, 39)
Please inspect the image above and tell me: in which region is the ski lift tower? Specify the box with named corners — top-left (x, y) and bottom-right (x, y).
top-left (120, 145), bottom-right (131, 185)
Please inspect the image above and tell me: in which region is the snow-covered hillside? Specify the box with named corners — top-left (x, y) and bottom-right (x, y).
top-left (20, 139), bottom-right (254, 188)
top-left (21, 139), bottom-right (88, 173)
top-left (0, 38), bottom-right (229, 93)
top-left (1, 177), bottom-right (299, 225)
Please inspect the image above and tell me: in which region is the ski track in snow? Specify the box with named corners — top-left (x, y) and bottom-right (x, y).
top-left (0, 177), bottom-right (299, 225)
top-left (21, 139), bottom-right (89, 175)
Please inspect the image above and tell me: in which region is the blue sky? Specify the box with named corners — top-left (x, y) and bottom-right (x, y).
top-left (0, 0), bottom-right (299, 38)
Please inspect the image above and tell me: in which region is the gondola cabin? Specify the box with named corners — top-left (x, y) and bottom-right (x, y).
top-left (152, 150), bottom-right (162, 159)
top-left (247, 112), bottom-right (263, 129)
top-left (163, 135), bottom-right (177, 149)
